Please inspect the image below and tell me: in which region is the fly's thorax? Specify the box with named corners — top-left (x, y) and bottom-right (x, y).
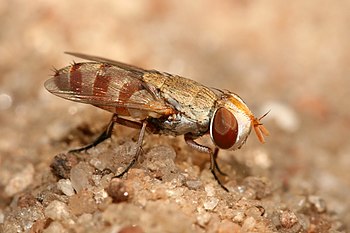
top-left (142, 71), bottom-right (169, 89)
top-left (210, 92), bottom-right (254, 150)
top-left (145, 73), bottom-right (218, 132)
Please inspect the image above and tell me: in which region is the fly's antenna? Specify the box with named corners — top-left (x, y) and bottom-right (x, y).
top-left (259, 109), bottom-right (271, 121)
top-left (252, 110), bottom-right (270, 143)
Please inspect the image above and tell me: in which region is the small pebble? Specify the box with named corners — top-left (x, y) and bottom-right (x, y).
top-left (69, 190), bottom-right (97, 215)
top-left (94, 189), bottom-right (109, 204)
top-left (44, 200), bottom-right (71, 221)
top-left (235, 186), bottom-right (245, 194)
top-left (90, 157), bottom-right (105, 171)
top-left (43, 221), bottom-right (66, 233)
top-left (245, 206), bottom-right (265, 218)
top-left (185, 180), bottom-right (202, 190)
top-left (242, 176), bottom-right (271, 200)
top-left (203, 197), bottom-right (219, 210)
top-left (50, 153), bottom-right (78, 179)
top-left (142, 145), bottom-right (177, 181)
top-left (77, 213), bottom-right (93, 224)
top-left (57, 179), bottom-right (75, 196)
top-left (232, 210), bottom-right (245, 223)
top-left (106, 178), bottom-right (132, 203)
top-left (204, 184), bottom-right (216, 197)
top-left (308, 195), bottom-right (327, 213)
top-left (280, 210), bottom-right (298, 229)
top-left (70, 162), bottom-right (94, 192)
top-left (91, 174), bottom-right (102, 186)
top-left (241, 216), bottom-right (256, 231)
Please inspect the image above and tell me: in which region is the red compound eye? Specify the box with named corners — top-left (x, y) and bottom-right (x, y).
top-left (211, 107), bottom-right (238, 149)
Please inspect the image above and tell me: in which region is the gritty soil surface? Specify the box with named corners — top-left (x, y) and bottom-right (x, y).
top-left (0, 1), bottom-right (349, 233)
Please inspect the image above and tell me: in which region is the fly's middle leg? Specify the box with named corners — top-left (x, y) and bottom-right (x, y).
top-left (115, 121), bottom-right (147, 178)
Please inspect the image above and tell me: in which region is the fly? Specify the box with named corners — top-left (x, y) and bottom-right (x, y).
top-left (45, 52), bottom-right (269, 191)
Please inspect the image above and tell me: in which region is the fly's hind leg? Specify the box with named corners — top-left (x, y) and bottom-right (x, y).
top-left (115, 121), bottom-right (147, 178)
top-left (184, 134), bottom-right (229, 192)
top-left (69, 114), bottom-right (146, 153)
top-left (68, 113), bottom-right (147, 178)
top-left (69, 114), bottom-right (118, 153)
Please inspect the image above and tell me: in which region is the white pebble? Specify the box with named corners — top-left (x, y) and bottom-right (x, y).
top-left (186, 180), bottom-right (202, 190)
top-left (242, 216), bottom-right (256, 231)
top-left (70, 162), bottom-right (92, 192)
top-left (57, 179), bottom-right (75, 196)
top-left (308, 195), bottom-right (327, 213)
top-left (204, 184), bottom-right (216, 197)
top-left (89, 158), bottom-right (104, 171)
top-left (43, 221), bottom-right (66, 233)
top-left (93, 189), bottom-right (108, 204)
top-left (203, 197), bottom-right (219, 210)
top-left (232, 211), bottom-right (245, 223)
top-left (44, 200), bottom-right (70, 221)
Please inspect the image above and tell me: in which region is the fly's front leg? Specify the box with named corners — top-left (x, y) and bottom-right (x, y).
top-left (184, 134), bottom-right (229, 192)
top-left (115, 121), bottom-right (148, 178)
top-left (213, 148), bottom-right (227, 176)
top-left (69, 114), bottom-right (118, 153)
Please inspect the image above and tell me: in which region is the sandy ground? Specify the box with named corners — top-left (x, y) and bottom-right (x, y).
top-left (0, 1), bottom-right (349, 232)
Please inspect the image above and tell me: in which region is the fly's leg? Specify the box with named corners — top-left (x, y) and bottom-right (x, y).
top-left (69, 114), bottom-right (118, 153)
top-left (68, 113), bottom-right (147, 178)
top-left (69, 114), bottom-right (144, 153)
top-left (213, 147), bottom-right (227, 176)
top-left (184, 134), bottom-right (229, 192)
top-left (115, 117), bottom-right (143, 129)
top-left (115, 121), bottom-right (147, 178)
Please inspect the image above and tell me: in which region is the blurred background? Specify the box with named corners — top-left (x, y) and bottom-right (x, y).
top-left (0, 0), bottom-right (349, 230)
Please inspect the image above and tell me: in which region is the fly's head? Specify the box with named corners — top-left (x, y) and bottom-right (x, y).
top-left (210, 91), bottom-right (269, 150)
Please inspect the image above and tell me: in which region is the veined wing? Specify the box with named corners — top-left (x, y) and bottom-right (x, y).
top-left (45, 61), bottom-right (176, 120)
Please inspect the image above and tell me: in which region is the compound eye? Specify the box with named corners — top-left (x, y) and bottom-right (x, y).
top-left (210, 107), bottom-right (238, 149)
